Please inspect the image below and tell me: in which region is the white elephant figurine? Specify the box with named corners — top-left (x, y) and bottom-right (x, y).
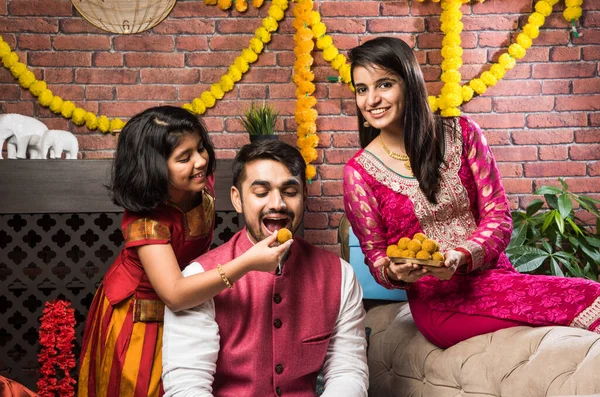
top-left (0, 114), bottom-right (47, 159)
top-left (39, 129), bottom-right (79, 159)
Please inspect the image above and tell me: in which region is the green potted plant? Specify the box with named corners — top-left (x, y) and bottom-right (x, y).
top-left (241, 102), bottom-right (280, 143)
top-left (506, 178), bottom-right (600, 281)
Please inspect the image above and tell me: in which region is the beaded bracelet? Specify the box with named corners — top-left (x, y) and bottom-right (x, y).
top-left (217, 263), bottom-right (233, 289)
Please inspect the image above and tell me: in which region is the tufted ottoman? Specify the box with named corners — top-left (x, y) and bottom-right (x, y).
top-left (365, 302), bottom-right (600, 397)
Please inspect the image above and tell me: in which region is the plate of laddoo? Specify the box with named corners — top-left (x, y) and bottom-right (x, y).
top-left (386, 232), bottom-right (445, 267)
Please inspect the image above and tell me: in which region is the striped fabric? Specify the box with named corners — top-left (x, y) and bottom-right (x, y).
top-left (77, 286), bottom-right (163, 397)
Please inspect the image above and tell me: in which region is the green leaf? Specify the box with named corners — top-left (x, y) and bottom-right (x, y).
top-left (549, 258), bottom-right (565, 277)
top-left (579, 196), bottom-right (600, 218)
top-left (565, 217), bottom-right (583, 236)
top-left (526, 199), bottom-right (544, 216)
top-left (534, 185), bottom-right (562, 195)
top-left (557, 194), bottom-right (573, 219)
top-left (509, 224), bottom-right (528, 248)
top-left (580, 243), bottom-right (600, 263)
top-left (554, 255), bottom-right (583, 278)
top-left (584, 236), bottom-right (600, 248)
top-left (559, 178), bottom-right (568, 191)
top-left (554, 210), bottom-right (565, 234)
top-left (542, 210), bottom-right (556, 232)
top-left (505, 245), bottom-right (549, 256)
top-left (515, 256), bottom-right (548, 272)
top-left (544, 194), bottom-right (558, 209)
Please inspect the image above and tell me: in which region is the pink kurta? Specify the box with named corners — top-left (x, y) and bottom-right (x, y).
top-left (344, 116), bottom-right (600, 347)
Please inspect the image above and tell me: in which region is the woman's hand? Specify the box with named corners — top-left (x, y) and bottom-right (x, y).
top-left (240, 232), bottom-right (293, 273)
top-left (426, 249), bottom-right (465, 281)
top-left (373, 256), bottom-right (428, 283)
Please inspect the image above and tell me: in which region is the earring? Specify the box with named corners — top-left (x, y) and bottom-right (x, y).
top-left (363, 121), bottom-right (370, 128)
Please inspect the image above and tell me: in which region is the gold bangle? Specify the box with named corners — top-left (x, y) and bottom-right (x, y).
top-left (217, 264), bottom-right (233, 289)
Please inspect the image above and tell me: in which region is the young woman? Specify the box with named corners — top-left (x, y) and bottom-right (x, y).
top-left (343, 37), bottom-right (600, 348)
top-left (78, 106), bottom-right (292, 396)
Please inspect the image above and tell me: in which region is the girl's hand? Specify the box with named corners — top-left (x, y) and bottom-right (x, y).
top-left (241, 232), bottom-right (293, 273)
top-left (426, 249), bottom-right (465, 281)
top-left (373, 256), bottom-right (428, 283)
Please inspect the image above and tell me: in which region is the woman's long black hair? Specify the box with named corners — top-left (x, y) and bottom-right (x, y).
top-left (349, 37), bottom-right (446, 203)
top-left (109, 106), bottom-right (216, 213)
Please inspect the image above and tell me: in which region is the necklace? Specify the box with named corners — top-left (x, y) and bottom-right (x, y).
top-left (379, 134), bottom-right (412, 174)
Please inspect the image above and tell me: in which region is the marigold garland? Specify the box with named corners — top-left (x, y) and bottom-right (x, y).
top-left (37, 299), bottom-right (76, 397)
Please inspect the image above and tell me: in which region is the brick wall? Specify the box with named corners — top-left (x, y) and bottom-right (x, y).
top-left (0, 0), bottom-right (598, 252)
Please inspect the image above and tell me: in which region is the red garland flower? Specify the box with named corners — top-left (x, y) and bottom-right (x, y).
top-left (37, 299), bottom-right (77, 397)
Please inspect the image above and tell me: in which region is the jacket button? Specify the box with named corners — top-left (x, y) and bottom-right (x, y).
top-left (276, 387), bottom-right (281, 396)
top-left (274, 319), bottom-right (282, 328)
top-left (275, 364), bottom-right (283, 374)
top-left (273, 294), bottom-right (282, 304)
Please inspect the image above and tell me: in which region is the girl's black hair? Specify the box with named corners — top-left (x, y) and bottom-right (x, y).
top-left (109, 106), bottom-right (216, 213)
top-left (349, 37), bottom-right (446, 203)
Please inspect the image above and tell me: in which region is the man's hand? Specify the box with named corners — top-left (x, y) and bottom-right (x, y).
top-left (373, 256), bottom-right (428, 283)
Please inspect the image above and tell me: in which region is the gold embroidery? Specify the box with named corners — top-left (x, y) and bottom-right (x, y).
top-left (570, 296), bottom-right (600, 330)
top-left (133, 298), bottom-right (165, 322)
top-left (186, 191), bottom-right (215, 238)
top-left (125, 218), bottom-right (171, 243)
top-left (482, 185), bottom-right (492, 197)
top-left (458, 240), bottom-right (485, 269)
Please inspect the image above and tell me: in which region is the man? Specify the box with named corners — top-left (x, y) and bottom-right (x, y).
top-left (162, 140), bottom-right (368, 396)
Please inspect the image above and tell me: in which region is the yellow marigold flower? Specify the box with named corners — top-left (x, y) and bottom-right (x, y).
top-left (201, 91), bottom-right (216, 108)
top-left (528, 12), bottom-right (545, 27)
top-left (522, 24), bottom-right (540, 39)
top-left (490, 64), bottom-right (506, 79)
top-left (441, 45), bottom-right (463, 59)
top-left (220, 74), bottom-right (235, 92)
top-left (296, 53), bottom-right (313, 68)
top-left (273, 0), bottom-right (288, 10)
top-left (19, 71), bottom-right (36, 88)
top-left (441, 21), bottom-right (463, 35)
top-left (217, 0), bottom-right (232, 10)
top-left (534, 1), bottom-right (553, 17)
top-left (3, 52), bottom-right (19, 68)
top-left (339, 64), bottom-right (352, 83)
top-left (508, 43), bottom-right (526, 59)
top-left (98, 115), bottom-right (110, 133)
top-left (236, 0), bottom-right (248, 12)
top-left (242, 48), bottom-right (258, 63)
top-left (481, 71), bottom-right (498, 87)
top-left (85, 112), bottom-right (98, 130)
top-left (442, 32), bottom-right (461, 47)
top-left (296, 27), bottom-right (312, 42)
top-left (204, 0), bottom-right (217, 5)
top-left (255, 26), bottom-right (271, 43)
top-left (565, 0), bottom-right (583, 7)
top-left (234, 56), bottom-right (249, 73)
top-left (72, 108), bottom-right (86, 125)
top-left (294, 40), bottom-right (314, 57)
top-left (110, 118), bottom-right (125, 133)
top-left (228, 65), bottom-right (243, 82)
top-left (305, 164), bottom-right (317, 181)
top-left (441, 57), bottom-right (463, 71)
top-left (442, 92), bottom-right (463, 108)
top-left (322, 45), bottom-right (339, 62)
top-left (428, 96), bottom-right (439, 112)
top-left (331, 54), bottom-right (347, 70)
top-left (441, 70), bottom-right (461, 84)
top-left (469, 78), bottom-right (487, 95)
top-left (262, 16), bottom-right (278, 32)
top-left (498, 53), bottom-right (516, 70)
top-left (516, 33), bottom-right (532, 49)
top-left (301, 147), bottom-right (318, 163)
top-left (249, 37), bottom-right (264, 53)
top-left (297, 122), bottom-right (316, 136)
top-left (563, 7), bottom-right (582, 21)
top-left (192, 98), bottom-right (207, 115)
top-left (312, 22), bottom-right (327, 38)
top-left (441, 107), bottom-right (461, 117)
top-left (298, 95), bottom-right (317, 109)
top-left (316, 35), bottom-right (333, 50)
top-left (252, 0), bottom-right (264, 7)
top-left (296, 81), bottom-right (315, 98)
top-left (10, 62), bottom-right (26, 78)
top-left (310, 10), bottom-right (320, 25)
top-left (182, 103), bottom-right (194, 112)
top-left (211, 83), bottom-right (225, 99)
top-left (268, 5), bottom-right (284, 21)
top-left (29, 80), bottom-right (47, 97)
top-left (440, 9), bottom-right (462, 23)
top-left (49, 96), bottom-right (63, 113)
top-left (295, 108), bottom-right (318, 124)
top-left (441, 81), bottom-right (461, 95)
top-left (461, 85), bottom-right (474, 102)
top-left (38, 89), bottom-right (53, 107)
top-left (61, 101), bottom-right (76, 118)
top-left (0, 42), bottom-right (11, 57)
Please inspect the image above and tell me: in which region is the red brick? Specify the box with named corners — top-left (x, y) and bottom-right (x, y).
top-left (322, 180), bottom-right (343, 197)
top-left (59, 18), bottom-right (104, 34)
top-left (562, 177), bottom-right (600, 193)
top-left (0, 17), bottom-right (57, 33)
top-left (573, 78), bottom-right (600, 94)
top-left (332, 133), bottom-right (359, 148)
top-left (325, 149), bottom-right (359, 165)
top-left (539, 146), bottom-right (568, 161)
top-left (153, 19), bottom-right (215, 35)
top-left (550, 47), bottom-right (581, 62)
top-left (329, 84), bottom-right (354, 99)
top-left (237, 68), bottom-right (292, 84)
top-left (520, 47), bottom-right (549, 63)
top-left (497, 64), bottom-right (532, 80)
top-left (210, 134), bottom-right (250, 149)
top-left (575, 129), bottom-right (600, 143)
top-left (216, 19), bottom-right (258, 34)
top-left (532, 63), bottom-right (596, 79)
top-left (493, 96), bottom-right (554, 113)
top-left (589, 162), bottom-right (600, 176)
top-left (541, 80), bottom-right (571, 95)
top-left (9, 0), bottom-right (71, 16)
top-left (117, 86), bottom-right (177, 101)
top-left (99, 102), bottom-right (160, 118)
top-left (470, 114), bottom-right (525, 129)
top-left (253, 52), bottom-right (277, 67)
top-left (462, 97), bottom-right (492, 113)
top-left (317, 116), bottom-right (357, 132)
top-left (29, 52), bottom-right (92, 67)
top-left (503, 178), bottom-right (533, 194)
top-left (0, 1), bottom-right (6, 15)
top-left (497, 163), bottom-right (523, 178)
top-left (239, 85), bottom-right (267, 99)
top-left (463, 15), bottom-right (518, 31)
top-left (410, 1), bottom-right (442, 16)
top-left (526, 113), bottom-right (588, 128)
top-left (342, 100), bottom-right (359, 116)
top-left (381, 2), bottom-right (409, 16)
top-left (592, 114), bottom-right (600, 127)
top-left (307, 197), bottom-right (344, 213)
top-left (572, 26), bottom-right (600, 45)
top-left (478, 32), bottom-right (510, 48)
top-left (188, 52), bottom-right (236, 67)
top-left (176, 36), bottom-right (209, 52)
top-left (86, 86), bottom-right (114, 101)
top-left (114, 36), bottom-right (175, 52)
top-left (77, 135), bottom-right (118, 151)
top-left (140, 68), bottom-right (198, 85)
top-left (0, 85), bottom-right (18, 100)
top-left (177, 84), bottom-right (210, 101)
top-left (555, 95), bottom-right (600, 111)
top-left (17, 35), bottom-right (51, 50)
top-left (524, 162), bottom-right (587, 177)
top-left (583, 47), bottom-right (600, 61)
top-left (49, 85), bottom-right (84, 100)
top-left (208, 35), bottom-right (253, 51)
top-left (315, 99), bottom-right (341, 115)
top-left (512, 129), bottom-right (573, 145)
top-left (125, 53), bottom-right (184, 68)
top-left (303, 212), bottom-right (330, 229)
top-left (53, 35), bottom-right (111, 51)
top-left (319, 164), bottom-right (345, 180)
top-left (82, 151), bottom-right (115, 159)
top-left (486, 80), bottom-right (541, 96)
top-left (171, 1), bottom-right (224, 18)
top-left (92, 52), bottom-right (124, 67)
top-left (369, 18), bottom-right (425, 33)
top-left (483, 130), bottom-right (511, 145)
top-left (472, 0), bottom-right (523, 14)
top-left (43, 68), bottom-right (73, 83)
top-left (321, 1), bottom-right (380, 17)
top-left (76, 69), bottom-right (138, 84)
top-left (570, 145), bottom-right (600, 160)
top-left (492, 146), bottom-right (537, 162)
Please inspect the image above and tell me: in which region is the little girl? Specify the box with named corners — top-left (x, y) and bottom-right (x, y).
top-left (77, 106), bottom-right (292, 397)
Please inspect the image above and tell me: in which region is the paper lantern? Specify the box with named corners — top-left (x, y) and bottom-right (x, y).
top-left (72, 0), bottom-right (177, 34)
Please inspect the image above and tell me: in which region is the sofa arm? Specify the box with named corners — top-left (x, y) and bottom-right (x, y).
top-left (365, 302), bottom-right (600, 397)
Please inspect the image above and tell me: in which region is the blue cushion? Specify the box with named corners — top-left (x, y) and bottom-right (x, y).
top-left (349, 227), bottom-right (407, 301)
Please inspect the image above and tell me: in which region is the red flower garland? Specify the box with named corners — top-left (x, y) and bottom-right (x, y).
top-left (37, 299), bottom-right (77, 397)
